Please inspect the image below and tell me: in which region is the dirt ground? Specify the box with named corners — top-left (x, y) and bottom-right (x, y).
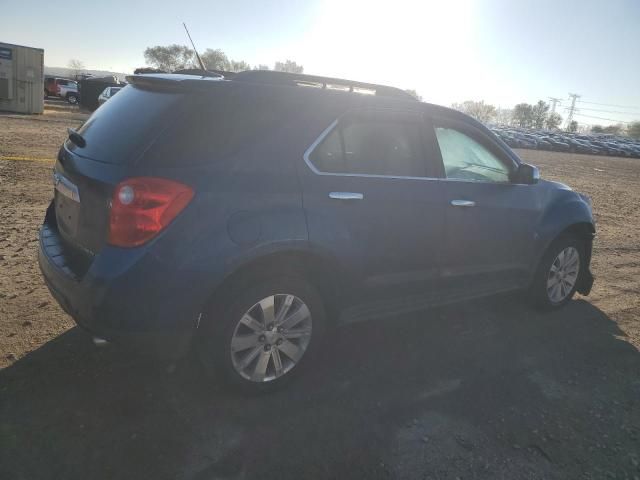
top-left (0, 109), bottom-right (639, 479)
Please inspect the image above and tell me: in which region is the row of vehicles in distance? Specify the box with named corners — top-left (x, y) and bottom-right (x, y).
top-left (491, 126), bottom-right (640, 158)
top-left (44, 76), bottom-right (121, 106)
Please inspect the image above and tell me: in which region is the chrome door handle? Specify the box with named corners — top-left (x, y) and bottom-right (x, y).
top-left (450, 199), bottom-right (475, 207)
top-left (329, 192), bottom-right (364, 200)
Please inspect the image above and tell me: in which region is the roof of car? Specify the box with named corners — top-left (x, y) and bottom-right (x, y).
top-left (126, 71), bottom-right (415, 101)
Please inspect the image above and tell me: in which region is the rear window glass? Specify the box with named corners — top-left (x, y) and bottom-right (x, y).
top-left (145, 88), bottom-right (294, 166)
top-left (72, 86), bottom-right (186, 165)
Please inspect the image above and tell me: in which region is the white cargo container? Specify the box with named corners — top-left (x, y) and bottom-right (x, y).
top-left (0, 42), bottom-right (44, 114)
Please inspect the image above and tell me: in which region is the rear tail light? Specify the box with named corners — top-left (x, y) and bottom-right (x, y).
top-left (108, 177), bottom-right (194, 248)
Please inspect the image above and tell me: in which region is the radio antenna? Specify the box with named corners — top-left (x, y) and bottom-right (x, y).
top-left (183, 22), bottom-right (206, 71)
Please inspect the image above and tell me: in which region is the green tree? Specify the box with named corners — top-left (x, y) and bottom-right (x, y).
top-left (568, 120), bottom-right (578, 133)
top-left (627, 121), bottom-right (640, 139)
top-left (274, 60), bottom-right (304, 73)
top-left (545, 112), bottom-right (563, 130)
top-left (144, 45), bottom-right (195, 71)
top-left (200, 48), bottom-right (230, 71)
top-left (512, 103), bottom-right (534, 128)
top-left (451, 100), bottom-right (496, 123)
top-left (531, 100), bottom-right (550, 129)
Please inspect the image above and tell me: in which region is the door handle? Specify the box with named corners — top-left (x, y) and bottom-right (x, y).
top-left (450, 199), bottom-right (475, 207)
top-left (329, 192), bottom-right (364, 200)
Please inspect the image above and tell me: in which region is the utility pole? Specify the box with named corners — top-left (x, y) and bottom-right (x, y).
top-left (548, 97), bottom-right (561, 114)
top-left (565, 93), bottom-right (581, 130)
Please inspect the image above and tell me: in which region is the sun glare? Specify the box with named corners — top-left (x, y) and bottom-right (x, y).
top-left (296, 0), bottom-right (475, 103)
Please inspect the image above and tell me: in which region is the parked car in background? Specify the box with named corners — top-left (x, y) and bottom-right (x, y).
top-left (39, 71), bottom-right (595, 392)
top-left (97, 86), bottom-right (122, 105)
top-left (58, 83), bottom-right (79, 105)
top-left (44, 77), bottom-right (76, 98)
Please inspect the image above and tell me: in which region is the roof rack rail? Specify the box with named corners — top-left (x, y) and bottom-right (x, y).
top-left (232, 70), bottom-right (416, 101)
top-left (173, 68), bottom-right (235, 78)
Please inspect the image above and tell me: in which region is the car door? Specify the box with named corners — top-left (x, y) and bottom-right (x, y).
top-left (429, 114), bottom-right (543, 292)
top-left (299, 108), bottom-right (445, 299)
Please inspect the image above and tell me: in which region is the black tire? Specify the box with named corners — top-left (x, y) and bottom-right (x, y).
top-left (196, 275), bottom-right (326, 393)
top-left (67, 94), bottom-right (78, 105)
top-left (529, 234), bottom-right (585, 310)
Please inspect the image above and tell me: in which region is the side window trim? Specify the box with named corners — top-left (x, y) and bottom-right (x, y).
top-left (303, 112), bottom-right (438, 180)
top-left (429, 114), bottom-right (519, 183)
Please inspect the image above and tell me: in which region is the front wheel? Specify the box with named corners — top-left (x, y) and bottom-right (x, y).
top-left (197, 276), bottom-right (326, 393)
top-left (529, 235), bottom-right (584, 309)
top-left (67, 94), bottom-right (78, 105)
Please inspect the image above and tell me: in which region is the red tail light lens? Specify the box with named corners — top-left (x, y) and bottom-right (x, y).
top-left (108, 177), bottom-right (194, 248)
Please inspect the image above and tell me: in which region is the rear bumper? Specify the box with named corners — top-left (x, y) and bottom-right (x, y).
top-left (38, 206), bottom-right (203, 359)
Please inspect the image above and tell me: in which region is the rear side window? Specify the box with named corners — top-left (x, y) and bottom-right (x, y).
top-left (309, 114), bottom-right (426, 177)
top-left (72, 86), bottom-right (186, 164)
top-left (434, 127), bottom-right (511, 183)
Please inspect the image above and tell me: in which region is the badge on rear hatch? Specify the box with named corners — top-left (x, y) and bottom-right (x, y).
top-left (53, 172), bottom-right (81, 203)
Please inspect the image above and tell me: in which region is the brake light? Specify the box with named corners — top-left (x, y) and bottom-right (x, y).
top-left (108, 177), bottom-right (194, 247)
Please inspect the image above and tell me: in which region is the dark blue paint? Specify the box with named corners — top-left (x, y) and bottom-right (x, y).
top-left (38, 74), bottom-right (595, 357)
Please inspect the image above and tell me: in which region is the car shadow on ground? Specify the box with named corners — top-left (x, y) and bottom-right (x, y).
top-left (1, 297), bottom-right (639, 480)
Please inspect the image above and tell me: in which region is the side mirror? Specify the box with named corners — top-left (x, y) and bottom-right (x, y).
top-left (513, 163), bottom-right (539, 185)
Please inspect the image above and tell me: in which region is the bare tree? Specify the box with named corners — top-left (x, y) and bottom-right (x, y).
top-left (68, 59), bottom-right (85, 79)
top-left (274, 60), bottom-right (304, 74)
top-left (451, 100), bottom-right (497, 124)
top-left (495, 108), bottom-right (513, 126)
top-left (253, 64), bottom-right (271, 70)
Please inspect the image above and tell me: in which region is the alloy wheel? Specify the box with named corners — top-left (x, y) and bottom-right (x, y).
top-left (546, 246), bottom-right (580, 304)
top-left (230, 294), bottom-right (313, 382)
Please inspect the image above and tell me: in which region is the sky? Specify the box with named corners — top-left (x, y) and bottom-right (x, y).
top-left (3, 0), bottom-right (640, 125)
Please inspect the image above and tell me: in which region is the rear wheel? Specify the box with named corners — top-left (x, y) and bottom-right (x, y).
top-left (67, 94), bottom-right (78, 105)
top-left (197, 276), bottom-right (326, 393)
top-left (530, 235), bottom-right (583, 309)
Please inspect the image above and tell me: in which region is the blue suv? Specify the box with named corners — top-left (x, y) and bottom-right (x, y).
top-left (39, 71), bottom-right (595, 392)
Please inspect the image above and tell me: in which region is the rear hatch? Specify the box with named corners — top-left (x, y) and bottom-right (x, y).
top-left (51, 75), bottom-right (219, 265)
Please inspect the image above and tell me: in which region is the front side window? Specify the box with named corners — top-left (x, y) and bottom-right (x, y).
top-left (309, 117), bottom-right (425, 177)
top-left (435, 127), bottom-right (511, 183)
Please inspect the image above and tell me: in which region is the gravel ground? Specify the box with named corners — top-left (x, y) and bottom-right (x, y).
top-left (0, 110), bottom-right (638, 479)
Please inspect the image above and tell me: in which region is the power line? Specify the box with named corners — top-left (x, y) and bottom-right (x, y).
top-left (576, 100), bottom-right (640, 111)
top-left (573, 112), bottom-right (631, 124)
top-left (577, 106), bottom-right (640, 116)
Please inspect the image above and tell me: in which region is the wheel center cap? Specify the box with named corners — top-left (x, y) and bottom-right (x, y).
top-left (264, 331), bottom-right (279, 344)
